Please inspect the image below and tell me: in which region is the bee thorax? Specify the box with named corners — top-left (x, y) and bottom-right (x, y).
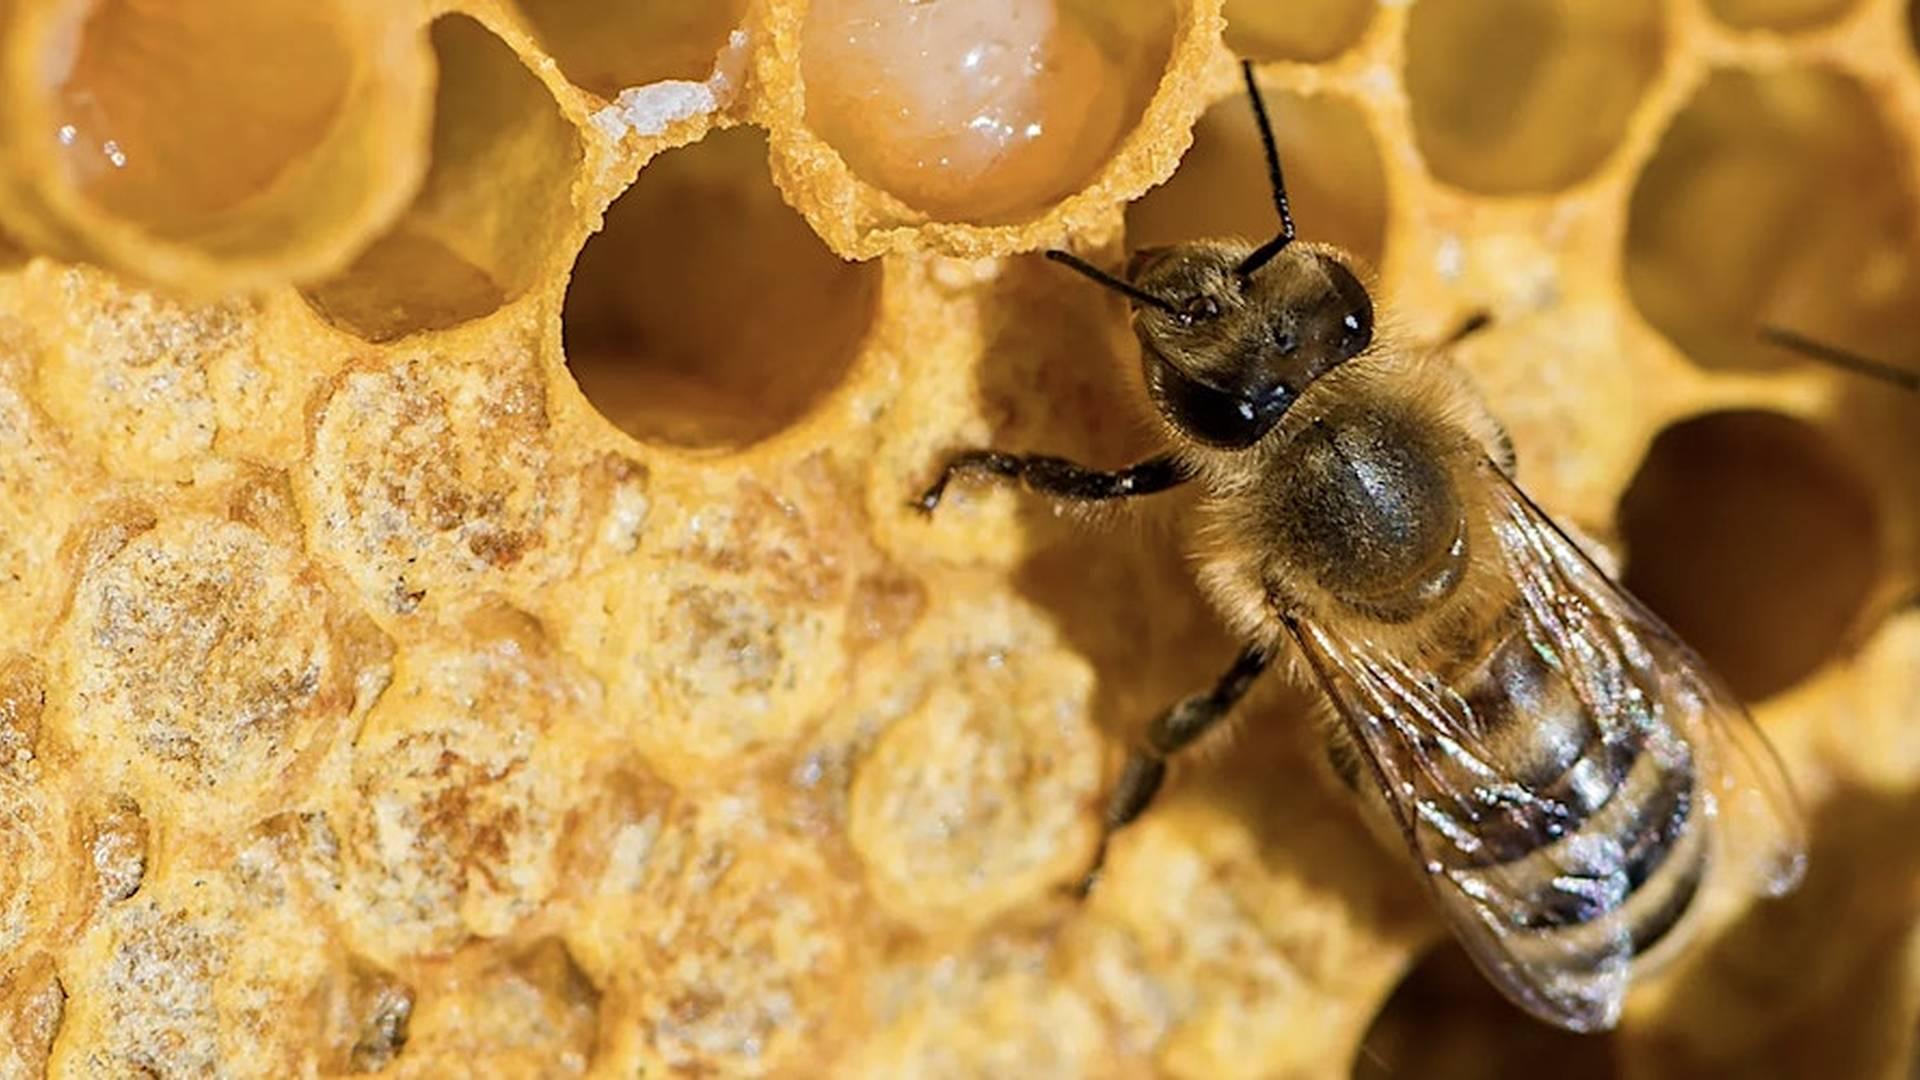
top-left (1273, 406), bottom-right (1469, 622)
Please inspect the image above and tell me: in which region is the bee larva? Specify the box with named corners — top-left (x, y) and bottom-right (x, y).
top-left (915, 60), bottom-right (1807, 1033)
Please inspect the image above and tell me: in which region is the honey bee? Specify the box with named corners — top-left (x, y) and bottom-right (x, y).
top-left (915, 61), bottom-right (1807, 1033)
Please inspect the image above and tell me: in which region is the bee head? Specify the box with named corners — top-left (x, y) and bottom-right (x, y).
top-left (1042, 59), bottom-right (1374, 452)
top-left (1125, 241), bottom-right (1374, 450)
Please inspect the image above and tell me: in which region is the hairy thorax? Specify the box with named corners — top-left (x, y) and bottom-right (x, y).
top-left (1188, 370), bottom-right (1510, 655)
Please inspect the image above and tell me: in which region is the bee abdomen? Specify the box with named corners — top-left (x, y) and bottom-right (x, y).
top-left (1425, 627), bottom-right (1708, 966)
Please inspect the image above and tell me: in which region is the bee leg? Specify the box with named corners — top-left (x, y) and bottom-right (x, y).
top-left (912, 450), bottom-right (1189, 514)
top-left (1074, 643), bottom-right (1273, 897)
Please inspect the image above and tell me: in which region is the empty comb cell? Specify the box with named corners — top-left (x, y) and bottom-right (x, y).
top-left (0, 0), bottom-right (432, 295)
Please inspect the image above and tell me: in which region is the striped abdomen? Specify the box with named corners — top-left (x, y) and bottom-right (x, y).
top-left (1417, 613), bottom-right (1708, 979)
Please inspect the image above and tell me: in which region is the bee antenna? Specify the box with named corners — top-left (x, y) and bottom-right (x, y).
top-left (1761, 325), bottom-right (1920, 392)
top-left (1234, 58), bottom-right (1296, 280)
top-left (1045, 249), bottom-right (1179, 316)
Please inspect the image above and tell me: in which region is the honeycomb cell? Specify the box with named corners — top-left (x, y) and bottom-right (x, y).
top-left (0, 0), bottom-right (432, 295)
top-left (571, 797), bottom-right (861, 1077)
top-left (1627, 67), bottom-right (1920, 372)
top-left (1618, 410), bottom-right (1879, 701)
top-left (1127, 85), bottom-right (1388, 269)
top-left (564, 127), bottom-right (880, 451)
top-left (1061, 792), bottom-right (1417, 1079)
top-left (303, 345), bottom-right (644, 616)
top-left (647, 573), bottom-right (843, 764)
top-left (393, 939), bottom-right (598, 1077)
top-left (1405, 0), bottom-right (1662, 194)
top-left (50, 859), bottom-right (339, 1079)
top-left (1223, 0), bottom-right (1373, 62)
top-left (802, 0), bottom-right (1173, 223)
top-left (575, 467), bottom-right (867, 776)
top-left (47, 510), bottom-right (392, 829)
top-left (0, 315), bottom-right (87, 646)
top-left (0, 953), bottom-right (63, 1079)
top-left (30, 264), bottom-right (247, 481)
top-left (850, 934), bottom-right (1115, 1078)
top-left (514, 0), bottom-right (749, 99)
top-left (0, 737), bottom-right (65, 966)
top-left (1706, 0), bottom-right (1851, 31)
top-left (328, 609), bottom-right (600, 964)
top-left (1356, 944), bottom-right (1614, 1080)
top-left (301, 15), bottom-right (582, 342)
top-left (847, 648), bottom-right (1102, 930)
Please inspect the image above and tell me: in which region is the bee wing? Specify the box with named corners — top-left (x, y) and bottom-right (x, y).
top-left (1284, 465), bottom-right (1806, 1033)
top-left (1485, 468), bottom-right (1808, 898)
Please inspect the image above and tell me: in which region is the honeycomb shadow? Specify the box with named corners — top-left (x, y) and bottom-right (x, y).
top-left (1614, 786), bottom-right (1920, 1077)
top-left (1617, 409), bottom-right (1879, 703)
top-left (1354, 942), bottom-right (1617, 1079)
top-left (1706, 0), bottom-right (1853, 31)
top-left (562, 127), bottom-right (880, 452)
top-left (1127, 84), bottom-right (1389, 270)
top-left (1225, 0), bottom-right (1374, 63)
top-left (1405, 0), bottom-right (1663, 195)
top-left (512, 0), bottom-right (748, 98)
top-left (302, 14), bottom-right (582, 343)
top-left (1626, 66), bottom-right (1920, 374)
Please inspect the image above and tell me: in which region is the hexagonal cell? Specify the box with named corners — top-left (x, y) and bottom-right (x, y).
top-left (1356, 944), bottom-right (1615, 1079)
top-left (513, 0), bottom-right (748, 99)
top-left (1405, 0), bottom-right (1662, 194)
top-left (42, 2), bottom-right (357, 232)
top-left (564, 127), bottom-right (880, 451)
top-left (0, 953), bottom-right (64, 1079)
top-left (1127, 86), bottom-right (1388, 270)
top-left (1224, 0), bottom-right (1374, 62)
top-left (0, 0), bottom-right (430, 293)
top-left (801, 0), bottom-right (1175, 223)
top-left (1617, 410), bottom-right (1879, 702)
top-left (1627, 67), bottom-right (1920, 373)
top-left (397, 939), bottom-right (598, 1073)
top-left (1706, 0), bottom-right (1852, 31)
top-left (301, 15), bottom-right (582, 342)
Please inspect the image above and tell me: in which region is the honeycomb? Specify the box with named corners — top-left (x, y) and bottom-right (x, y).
top-left (0, 0), bottom-right (1917, 1076)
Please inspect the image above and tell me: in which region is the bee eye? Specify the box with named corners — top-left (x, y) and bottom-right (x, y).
top-left (1337, 304), bottom-right (1373, 357)
top-left (1180, 296), bottom-right (1220, 324)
